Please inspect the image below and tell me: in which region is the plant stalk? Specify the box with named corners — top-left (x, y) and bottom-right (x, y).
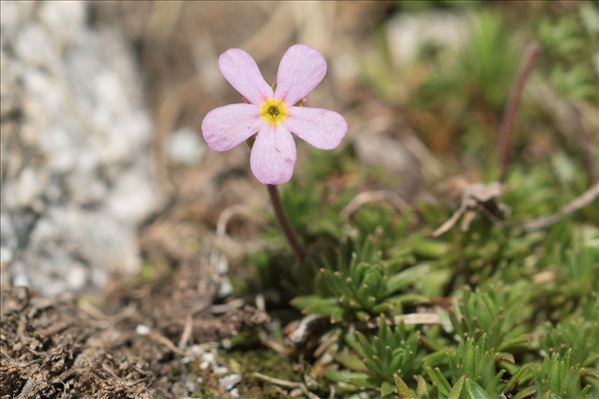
top-left (497, 42), bottom-right (541, 180)
top-left (266, 184), bottom-right (305, 262)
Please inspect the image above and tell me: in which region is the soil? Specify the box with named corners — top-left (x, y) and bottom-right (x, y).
top-left (0, 263), bottom-right (268, 398)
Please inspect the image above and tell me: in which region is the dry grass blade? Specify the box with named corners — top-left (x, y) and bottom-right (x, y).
top-left (432, 203), bottom-right (468, 238)
top-left (364, 313), bottom-right (442, 329)
top-left (148, 331), bottom-right (185, 356)
top-left (341, 190), bottom-right (410, 220)
top-left (178, 314), bottom-right (193, 350)
top-left (517, 181), bottom-right (599, 232)
top-left (433, 182), bottom-right (508, 237)
top-left (252, 372), bottom-right (321, 399)
top-left (216, 205), bottom-right (264, 239)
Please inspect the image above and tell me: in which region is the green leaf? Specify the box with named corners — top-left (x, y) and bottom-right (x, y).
top-left (464, 379), bottom-right (492, 399)
top-left (385, 264), bottom-right (430, 294)
top-left (323, 368), bottom-right (374, 388)
top-left (335, 351), bottom-right (367, 372)
top-left (415, 375), bottom-right (429, 397)
top-left (425, 366), bottom-right (451, 396)
top-left (495, 352), bottom-right (515, 364)
top-left (448, 376), bottom-right (466, 399)
top-left (292, 295), bottom-right (340, 315)
top-left (503, 363), bottom-right (534, 392)
top-left (408, 236), bottom-right (449, 258)
top-left (512, 386), bottom-right (536, 399)
top-left (422, 350), bottom-right (448, 366)
top-left (394, 373), bottom-right (417, 399)
top-left (381, 381), bottom-right (395, 396)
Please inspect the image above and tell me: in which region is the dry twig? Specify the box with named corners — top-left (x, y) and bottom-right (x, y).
top-left (432, 182), bottom-right (510, 237)
top-left (341, 190), bottom-right (410, 220)
top-left (517, 182), bottom-right (599, 232)
top-left (216, 205), bottom-right (264, 239)
top-left (252, 372), bottom-right (320, 399)
top-left (214, 204), bottom-right (266, 260)
top-left (177, 314), bottom-right (193, 350)
top-left (148, 331), bottom-right (185, 356)
top-left (393, 313), bottom-right (442, 325)
top-left (258, 331), bottom-right (292, 356)
top-left (364, 313), bottom-right (442, 329)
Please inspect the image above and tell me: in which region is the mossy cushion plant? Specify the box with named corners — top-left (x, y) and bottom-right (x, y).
top-left (200, 37), bottom-right (598, 398)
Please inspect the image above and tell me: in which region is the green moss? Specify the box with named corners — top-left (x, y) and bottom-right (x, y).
top-left (223, 349), bottom-right (302, 398)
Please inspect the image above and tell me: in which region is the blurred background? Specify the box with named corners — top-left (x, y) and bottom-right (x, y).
top-left (1, 0), bottom-right (597, 299)
top-left (1, 1), bottom-right (598, 398)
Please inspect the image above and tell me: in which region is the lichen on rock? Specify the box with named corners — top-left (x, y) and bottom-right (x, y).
top-left (0, 1), bottom-right (158, 296)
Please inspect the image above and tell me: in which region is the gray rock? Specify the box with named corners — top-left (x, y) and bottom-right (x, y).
top-left (0, 1), bottom-right (158, 296)
top-left (354, 134), bottom-right (418, 176)
top-left (168, 127), bottom-right (205, 166)
top-left (386, 11), bottom-right (468, 68)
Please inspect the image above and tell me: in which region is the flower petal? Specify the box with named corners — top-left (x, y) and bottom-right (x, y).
top-left (250, 124), bottom-right (297, 185)
top-left (201, 104), bottom-right (263, 151)
top-left (285, 106), bottom-right (347, 150)
top-left (219, 48), bottom-right (274, 104)
top-left (275, 44), bottom-right (327, 106)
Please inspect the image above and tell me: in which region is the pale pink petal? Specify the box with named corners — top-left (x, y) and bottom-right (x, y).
top-left (201, 104), bottom-right (263, 151)
top-left (219, 48), bottom-right (274, 104)
top-left (250, 124), bottom-right (297, 185)
top-left (275, 44), bottom-right (327, 106)
top-left (285, 106), bottom-right (347, 150)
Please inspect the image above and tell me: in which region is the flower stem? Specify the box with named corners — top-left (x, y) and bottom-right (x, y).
top-left (266, 184), bottom-right (305, 262)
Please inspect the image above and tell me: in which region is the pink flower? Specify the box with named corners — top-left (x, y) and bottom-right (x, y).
top-left (201, 44), bottom-right (348, 185)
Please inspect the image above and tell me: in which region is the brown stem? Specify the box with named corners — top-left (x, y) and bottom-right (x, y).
top-left (497, 42), bottom-right (541, 180)
top-left (266, 184), bottom-right (306, 262)
top-left (244, 125), bottom-right (305, 262)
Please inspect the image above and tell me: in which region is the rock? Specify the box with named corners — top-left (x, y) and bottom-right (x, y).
top-left (386, 11), bottom-right (468, 68)
top-left (0, 1), bottom-right (158, 296)
top-left (354, 134), bottom-right (419, 178)
top-left (167, 127), bottom-right (205, 166)
top-left (218, 374), bottom-right (241, 391)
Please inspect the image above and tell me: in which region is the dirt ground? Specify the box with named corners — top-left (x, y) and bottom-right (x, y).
top-left (1, 265), bottom-right (269, 398)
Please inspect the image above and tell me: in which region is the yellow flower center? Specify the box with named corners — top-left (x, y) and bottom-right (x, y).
top-left (260, 99), bottom-right (287, 125)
